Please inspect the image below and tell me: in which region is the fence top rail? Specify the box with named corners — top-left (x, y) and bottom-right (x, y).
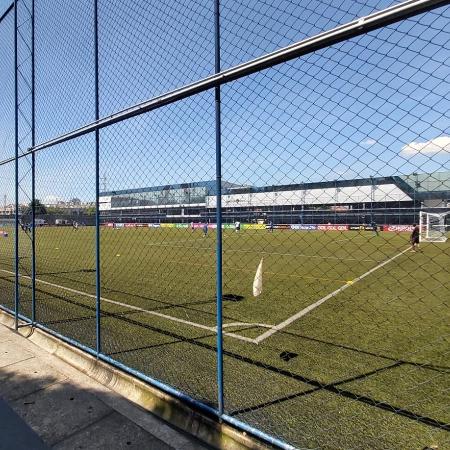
top-left (0, 0), bottom-right (448, 166)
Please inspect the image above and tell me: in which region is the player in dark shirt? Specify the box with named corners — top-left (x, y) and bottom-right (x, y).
top-left (410, 224), bottom-right (420, 252)
top-left (371, 221), bottom-right (379, 237)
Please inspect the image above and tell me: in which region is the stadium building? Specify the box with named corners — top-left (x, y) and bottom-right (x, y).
top-left (99, 171), bottom-right (450, 226)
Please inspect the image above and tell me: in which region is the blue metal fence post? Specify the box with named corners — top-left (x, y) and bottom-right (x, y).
top-left (14, 0), bottom-right (19, 330)
top-left (31, 0), bottom-right (36, 324)
top-left (214, 0), bottom-right (224, 416)
top-left (94, 0), bottom-right (101, 355)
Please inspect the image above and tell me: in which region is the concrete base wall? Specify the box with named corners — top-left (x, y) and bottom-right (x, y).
top-left (0, 310), bottom-right (270, 450)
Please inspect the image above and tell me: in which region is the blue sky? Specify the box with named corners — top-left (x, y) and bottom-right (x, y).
top-left (0, 0), bottom-right (449, 203)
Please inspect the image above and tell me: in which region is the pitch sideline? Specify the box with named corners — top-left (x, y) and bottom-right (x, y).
top-left (0, 247), bottom-right (410, 346)
top-left (253, 247), bottom-right (411, 343)
top-left (0, 268), bottom-right (263, 344)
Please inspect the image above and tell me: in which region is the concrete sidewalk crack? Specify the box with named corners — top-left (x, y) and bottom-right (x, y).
top-left (49, 410), bottom-right (115, 448)
top-left (10, 377), bottom-right (69, 402)
top-left (0, 355), bottom-right (35, 370)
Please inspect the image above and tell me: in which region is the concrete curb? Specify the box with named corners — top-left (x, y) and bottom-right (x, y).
top-left (0, 311), bottom-right (270, 450)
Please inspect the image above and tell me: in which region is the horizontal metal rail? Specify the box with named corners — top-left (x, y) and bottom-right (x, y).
top-left (0, 0), bottom-right (448, 167)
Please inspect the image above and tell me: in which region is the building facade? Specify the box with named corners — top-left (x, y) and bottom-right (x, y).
top-left (99, 172), bottom-right (450, 225)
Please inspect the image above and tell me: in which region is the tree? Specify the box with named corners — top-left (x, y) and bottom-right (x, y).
top-left (70, 198), bottom-right (81, 206)
top-left (26, 199), bottom-right (47, 215)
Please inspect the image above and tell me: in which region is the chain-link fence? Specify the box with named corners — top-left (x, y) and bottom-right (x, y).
top-left (1, 1), bottom-right (449, 448)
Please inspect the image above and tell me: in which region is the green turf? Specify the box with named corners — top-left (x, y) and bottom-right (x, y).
top-left (0, 225), bottom-right (448, 449)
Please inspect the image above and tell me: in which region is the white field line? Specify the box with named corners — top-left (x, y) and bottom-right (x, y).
top-left (334, 236), bottom-right (368, 243)
top-left (142, 242), bottom-right (378, 263)
top-left (144, 238), bottom-right (210, 245)
top-left (1, 246), bottom-right (409, 345)
top-left (0, 268), bottom-right (260, 344)
top-left (231, 249), bottom-right (377, 262)
top-left (254, 247), bottom-right (411, 344)
top-left (222, 321), bottom-right (273, 329)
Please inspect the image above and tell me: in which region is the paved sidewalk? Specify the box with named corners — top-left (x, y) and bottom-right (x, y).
top-left (0, 397), bottom-right (49, 450)
top-left (0, 322), bottom-right (211, 449)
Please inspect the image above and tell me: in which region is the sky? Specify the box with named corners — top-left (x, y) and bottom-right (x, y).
top-left (0, 0), bottom-right (449, 203)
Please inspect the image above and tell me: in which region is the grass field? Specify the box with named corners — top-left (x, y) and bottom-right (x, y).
top-left (0, 225), bottom-right (449, 449)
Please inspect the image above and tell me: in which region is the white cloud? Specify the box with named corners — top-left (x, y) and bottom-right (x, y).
top-left (361, 138), bottom-right (377, 146)
top-left (401, 135), bottom-right (450, 156)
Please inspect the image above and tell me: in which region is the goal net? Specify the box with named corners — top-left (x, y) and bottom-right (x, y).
top-left (419, 211), bottom-right (449, 243)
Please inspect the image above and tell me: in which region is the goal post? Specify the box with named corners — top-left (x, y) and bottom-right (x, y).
top-left (419, 211), bottom-right (449, 243)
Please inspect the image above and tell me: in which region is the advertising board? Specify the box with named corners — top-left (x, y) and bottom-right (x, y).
top-left (348, 224), bottom-right (376, 231)
top-left (242, 224), bottom-right (266, 230)
top-left (291, 224), bottom-right (317, 230)
top-left (383, 225), bottom-right (414, 232)
top-left (317, 224), bottom-right (349, 231)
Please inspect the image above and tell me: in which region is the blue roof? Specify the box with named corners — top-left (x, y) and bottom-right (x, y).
top-left (101, 172), bottom-right (449, 200)
top-left (101, 180), bottom-right (240, 197)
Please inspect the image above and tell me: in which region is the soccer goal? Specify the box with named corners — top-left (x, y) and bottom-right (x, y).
top-left (419, 211), bottom-right (449, 242)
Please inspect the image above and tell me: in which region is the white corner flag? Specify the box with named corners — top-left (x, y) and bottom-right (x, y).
top-left (253, 257), bottom-right (263, 297)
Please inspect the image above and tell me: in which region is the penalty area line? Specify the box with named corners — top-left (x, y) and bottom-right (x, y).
top-left (254, 247), bottom-right (411, 344)
top-left (0, 268), bottom-right (261, 344)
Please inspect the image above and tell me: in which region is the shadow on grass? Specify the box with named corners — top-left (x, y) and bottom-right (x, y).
top-left (2, 277), bottom-right (449, 449)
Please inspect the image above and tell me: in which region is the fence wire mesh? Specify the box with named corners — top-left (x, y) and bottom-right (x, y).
top-left (0, 6), bottom-right (15, 310)
top-left (35, 0), bottom-right (95, 142)
top-left (34, 136), bottom-right (97, 348)
top-left (11, 0), bottom-right (34, 323)
top-left (220, 6), bottom-right (450, 448)
top-left (220, 0), bottom-right (402, 67)
top-left (0, 6), bottom-right (14, 162)
top-left (0, 1), bottom-right (449, 449)
top-left (99, 93), bottom-right (218, 406)
top-left (97, 0), bottom-right (214, 115)
top-left (0, 163), bottom-right (15, 310)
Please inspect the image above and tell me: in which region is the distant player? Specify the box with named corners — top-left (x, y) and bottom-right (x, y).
top-left (235, 220), bottom-right (240, 233)
top-left (73, 221), bottom-right (79, 231)
top-left (268, 221), bottom-right (274, 233)
top-left (410, 224), bottom-right (420, 252)
top-left (371, 221), bottom-right (379, 237)
top-left (202, 223), bottom-right (208, 237)
top-left (190, 221), bottom-right (194, 232)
